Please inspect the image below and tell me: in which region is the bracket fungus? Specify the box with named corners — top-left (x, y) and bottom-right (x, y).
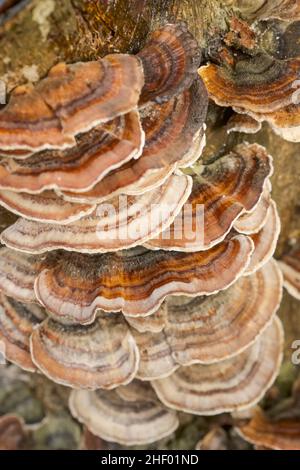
top-left (0, 248), bottom-right (41, 304)
top-left (198, 54), bottom-right (300, 113)
top-left (69, 384), bottom-right (179, 446)
top-left (0, 190), bottom-right (96, 224)
top-left (59, 79), bottom-right (207, 205)
top-left (234, 181), bottom-right (271, 235)
top-left (131, 259), bottom-right (282, 380)
top-left (278, 245), bottom-right (300, 299)
top-left (30, 314), bottom-right (139, 390)
top-left (0, 414), bottom-right (26, 450)
top-left (0, 56), bottom-right (144, 151)
top-left (235, 407), bottom-right (300, 450)
top-left (32, 235), bottom-right (253, 322)
top-left (146, 143), bottom-right (272, 252)
top-left (0, 294), bottom-right (45, 372)
top-left (151, 317), bottom-right (284, 416)
top-left (227, 113), bottom-right (262, 135)
top-left (0, 174), bottom-right (192, 253)
top-left (0, 111), bottom-right (144, 193)
top-left (137, 23), bottom-right (201, 104)
top-left (0, 15), bottom-right (289, 449)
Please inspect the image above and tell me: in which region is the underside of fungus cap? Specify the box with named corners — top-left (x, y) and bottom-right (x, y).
top-left (227, 113), bottom-right (262, 135)
top-left (151, 316), bottom-right (284, 415)
top-left (0, 55), bottom-right (144, 151)
top-left (0, 294), bottom-right (46, 372)
top-left (59, 79), bottom-right (207, 204)
top-left (0, 190), bottom-right (95, 224)
top-left (237, 103), bottom-right (300, 143)
top-left (199, 54), bottom-right (300, 114)
top-left (0, 111), bottom-right (144, 193)
top-left (138, 23), bottom-right (201, 105)
top-left (69, 384), bottom-right (179, 446)
top-left (30, 313), bottom-right (139, 389)
top-left (278, 245), bottom-right (300, 299)
top-left (146, 143), bottom-right (272, 251)
top-left (33, 235), bottom-right (253, 322)
top-left (245, 200), bottom-right (281, 275)
top-left (0, 174), bottom-right (192, 253)
top-left (234, 181), bottom-right (271, 235)
top-left (0, 248), bottom-right (40, 303)
top-left (235, 406), bottom-right (300, 450)
top-left (131, 259), bottom-right (282, 379)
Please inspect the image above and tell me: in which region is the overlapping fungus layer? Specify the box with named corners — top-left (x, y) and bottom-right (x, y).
top-left (0, 20), bottom-right (287, 447)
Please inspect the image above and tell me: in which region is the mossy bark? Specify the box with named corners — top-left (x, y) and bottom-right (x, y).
top-left (0, 0), bottom-right (299, 450)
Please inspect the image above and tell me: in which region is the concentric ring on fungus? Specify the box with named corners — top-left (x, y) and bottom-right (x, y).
top-left (130, 259), bottom-right (282, 380)
top-left (69, 382), bottom-right (179, 446)
top-left (146, 143), bottom-right (272, 252)
top-left (0, 173), bottom-right (192, 253)
top-left (0, 293), bottom-right (46, 372)
top-left (0, 111), bottom-right (144, 193)
top-left (59, 79), bottom-right (208, 204)
top-left (32, 235), bottom-right (253, 323)
top-left (0, 55), bottom-right (144, 151)
top-left (138, 22), bottom-right (201, 104)
top-left (30, 314), bottom-right (139, 390)
top-left (198, 54), bottom-right (300, 114)
top-left (151, 317), bottom-right (284, 416)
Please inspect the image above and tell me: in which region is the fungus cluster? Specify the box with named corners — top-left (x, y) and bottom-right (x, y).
top-left (199, 5), bottom-right (300, 143)
top-left (0, 21), bottom-right (287, 447)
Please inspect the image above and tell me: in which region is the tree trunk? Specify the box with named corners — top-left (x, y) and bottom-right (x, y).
top-left (0, 0), bottom-right (299, 450)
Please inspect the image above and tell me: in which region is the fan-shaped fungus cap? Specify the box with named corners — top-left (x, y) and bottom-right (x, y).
top-left (34, 235), bottom-right (253, 322)
top-left (0, 294), bottom-right (46, 372)
top-left (227, 113), bottom-right (262, 134)
top-left (151, 317), bottom-right (283, 415)
top-left (0, 85), bottom-right (75, 152)
top-left (235, 406), bottom-right (300, 450)
top-left (0, 190), bottom-right (95, 224)
top-left (60, 79), bottom-right (207, 204)
top-left (30, 313), bottom-right (139, 389)
top-left (240, 103), bottom-right (300, 143)
top-left (0, 248), bottom-right (40, 303)
top-left (69, 385), bottom-right (179, 446)
top-left (0, 414), bottom-right (26, 450)
top-left (1, 174), bottom-right (192, 253)
top-left (138, 23), bottom-right (201, 105)
top-left (0, 55), bottom-right (144, 151)
top-left (0, 111), bottom-right (144, 193)
top-left (131, 259), bottom-right (282, 380)
top-left (146, 143), bottom-right (272, 251)
top-left (199, 54), bottom-right (300, 114)
top-left (234, 181), bottom-right (271, 234)
top-left (278, 245), bottom-right (300, 299)
top-left (245, 200), bottom-right (281, 275)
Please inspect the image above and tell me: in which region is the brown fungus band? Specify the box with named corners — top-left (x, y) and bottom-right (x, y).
top-left (32, 236), bottom-right (253, 323)
top-left (69, 383), bottom-right (179, 446)
top-left (146, 143), bottom-right (272, 252)
top-left (151, 317), bottom-right (283, 415)
top-left (0, 174), bottom-right (192, 253)
top-left (132, 260), bottom-right (282, 380)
